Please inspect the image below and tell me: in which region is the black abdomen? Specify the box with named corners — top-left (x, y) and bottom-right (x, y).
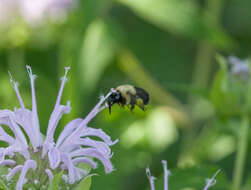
top-left (135, 87), bottom-right (149, 104)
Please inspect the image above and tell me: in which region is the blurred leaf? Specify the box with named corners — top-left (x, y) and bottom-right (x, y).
top-left (116, 0), bottom-right (198, 33)
top-left (48, 171), bottom-right (63, 190)
top-left (73, 174), bottom-right (96, 190)
top-left (210, 55), bottom-right (244, 117)
top-left (116, 0), bottom-right (233, 48)
top-left (79, 19), bottom-right (122, 93)
top-left (0, 178), bottom-right (9, 190)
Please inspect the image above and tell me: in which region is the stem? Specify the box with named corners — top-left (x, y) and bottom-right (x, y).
top-left (232, 115), bottom-right (249, 190)
top-left (178, 0), bottom-right (224, 166)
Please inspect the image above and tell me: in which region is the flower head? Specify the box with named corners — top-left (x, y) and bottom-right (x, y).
top-left (0, 66), bottom-right (117, 189)
top-left (228, 56), bottom-right (250, 80)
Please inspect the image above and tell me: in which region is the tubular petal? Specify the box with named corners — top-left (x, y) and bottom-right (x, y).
top-left (46, 102), bottom-right (71, 143)
top-left (61, 153), bottom-right (77, 183)
top-left (8, 71), bottom-right (25, 109)
top-left (45, 67), bottom-right (71, 144)
top-left (0, 159), bottom-right (16, 166)
top-left (45, 169), bottom-right (54, 182)
top-left (70, 148), bottom-right (113, 173)
top-left (0, 110), bottom-right (28, 147)
top-left (7, 165), bottom-right (23, 181)
top-left (77, 137), bottom-right (111, 157)
top-left (56, 118), bottom-right (84, 147)
top-left (146, 167), bottom-right (156, 190)
top-left (203, 169), bottom-right (221, 190)
top-left (162, 160), bottom-right (170, 190)
top-left (14, 108), bottom-right (42, 151)
top-left (81, 128), bottom-right (118, 146)
top-left (48, 147), bottom-right (61, 169)
top-left (0, 126), bottom-right (15, 144)
top-left (72, 157), bottom-right (97, 169)
top-left (26, 65), bottom-right (43, 149)
top-left (16, 160), bottom-right (37, 190)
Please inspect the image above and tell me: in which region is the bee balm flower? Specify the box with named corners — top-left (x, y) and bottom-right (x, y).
top-left (0, 66), bottom-right (117, 190)
top-left (146, 161), bottom-right (220, 190)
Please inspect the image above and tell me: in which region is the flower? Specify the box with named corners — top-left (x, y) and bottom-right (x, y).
top-left (0, 66), bottom-right (117, 190)
top-left (0, 0), bottom-right (76, 26)
top-left (146, 161), bottom-right (220, 190)
top-left (203, 169), bottom-right (221, 190)
top-left (146, 160), bottom-right (171, 190)
top-left (228, 56), bottom-right (249, 80)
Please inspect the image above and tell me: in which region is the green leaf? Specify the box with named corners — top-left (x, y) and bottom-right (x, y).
top-left (79, 19), bottom-right (122, 93)
top-left (116, 0), bottom-right (233, 48)
top-left (73, 174), bottom-right (97, 190)
top-left (0, 178), bottom-right (10, 190)
top-left (47, 171), bottom-right (64, 190)
top-left (210, 55), bottom-right (245, 117)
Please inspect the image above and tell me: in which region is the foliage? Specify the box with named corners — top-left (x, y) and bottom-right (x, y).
top-left (0, 0), bottom-right (251, 189)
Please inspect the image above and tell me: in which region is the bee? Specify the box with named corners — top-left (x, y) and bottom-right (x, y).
top-left (107, 84), bottom-right (149, 114)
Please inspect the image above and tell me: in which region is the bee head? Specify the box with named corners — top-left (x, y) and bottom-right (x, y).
top-left (107, 91), bottom-right (121, 114)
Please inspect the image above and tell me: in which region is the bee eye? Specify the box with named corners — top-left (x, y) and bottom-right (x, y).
top-left (115, 94), bottom-right (120, 99)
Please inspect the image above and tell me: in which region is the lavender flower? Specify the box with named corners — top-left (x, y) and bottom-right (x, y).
top-left (0, 0), bottom-right (76, 26)
top-left (0, 66), bottom-right (117, 189)
top-left (146, 160), bottom-right (171, 190)
top-left (146, 161), bottom-right (220, 190)
top-left (203, 169), bottom-right (221, 190)
top-left (228, 56), bottom-right (249, 80)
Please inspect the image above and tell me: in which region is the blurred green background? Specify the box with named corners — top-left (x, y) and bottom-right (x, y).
top-left (0, 0), bottom-right (251, 189)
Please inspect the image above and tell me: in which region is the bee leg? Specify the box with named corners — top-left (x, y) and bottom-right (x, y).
top-left (130, 95), bottom-right (136, 112)
top-left (108, 102), bottom-right (112, 114)
top-left (141, 105), bottom-right (145, 111)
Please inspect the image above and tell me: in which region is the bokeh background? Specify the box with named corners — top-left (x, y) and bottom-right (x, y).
top-left (0, 0), bottom-right (251, 189)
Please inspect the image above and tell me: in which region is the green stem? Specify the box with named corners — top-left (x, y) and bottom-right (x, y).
top-left (178, 0), bottom-right (224, 166)
top-left (232, 115), bottom-right (249, 190)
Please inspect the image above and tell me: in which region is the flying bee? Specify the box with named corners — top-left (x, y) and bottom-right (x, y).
top-left (107, 84), bottom-right (150, 114)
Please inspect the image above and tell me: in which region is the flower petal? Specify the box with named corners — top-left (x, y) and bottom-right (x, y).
top-left (45, 168), bottom-right (54, 182)
top-left (0, 126), bottom-right (15, 144)
top-left (81, 127), bottom-right (118, 146)
top-left (70, 148), bottom-right (113, 173)
top-left (14, 108), bottom-right (42, 151)
top-left (61, 153), bottom-right (77, 184)
top-left (45, 67), bottom-right (71, 143)
top-left (16, 160), bottom-right (37, 190)
top-left (60, 92), bottom-right (113, 149)
top-left (8, 71), bottom-right (25, 109)
top-left (162, 160), bottom-right (170, 190)
top-left (7, 165), bottom-right (23, 181)
top-left (56, 118), bottom-right (84, 148)
top-left (72, 157), bottom-right (97, 169)
top-left (48, 147), bottom-right (61, 169)
top-left (77, 137), bottom-right (111, 157)
top-left (26, 65), bottom-right (43, 149)
top-left (0, 110), bottom-right (28, 147)
top-left (146, 167), bottom-right (156, 190)
top-left (0, 159), bottom-right (16, 166)
top-left (46, 102), bottom-right (71, 143)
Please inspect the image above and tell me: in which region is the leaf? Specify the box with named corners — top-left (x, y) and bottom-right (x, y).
top-left (79, 19), bottom-right (122, 93)
top-left (210, 55), bottom-right (245, 117)
top-left (47, 171), bottom-right (64, 190)
top-left (0, 178), bottom-right (10, 190)
top-left (116, 0), bottom-right (233, 48)
top-left (73, 174), bottom-right (97, 190)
